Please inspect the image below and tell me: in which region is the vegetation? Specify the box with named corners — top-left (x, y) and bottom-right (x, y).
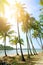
top-left (14, 2), bottom-right (26, 61)
top-left (0, 44), bottom-right (14, 50)
top-left (0, 0), bottom-right (43, 65)
top-left (0, 17), bottom-right (14, 56)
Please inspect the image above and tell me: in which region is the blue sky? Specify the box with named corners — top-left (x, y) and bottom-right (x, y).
top-left (20, 0), bottom-right (41, 20)
top-left (0, 0), bottom-right (43, 49)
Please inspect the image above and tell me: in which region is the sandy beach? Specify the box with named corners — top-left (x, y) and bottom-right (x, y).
top-left (0, 52), bottom-right (43, 65)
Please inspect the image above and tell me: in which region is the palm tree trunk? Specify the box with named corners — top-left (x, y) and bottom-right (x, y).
top-left (17, 21), bottom-right (25, 61)
top-left (26, 32), bottom-right (30, 58)
top-left (28, 35), bottom-right (33, 55)
top-left (20, 43), bottom-right (25, 61)
top-left (36, 38), bottom-right (41, 47)
top-left (4, 35), bottom-right (7, 56)
top-left (16, 44), bottom-right (19, 55)
top-left (30, 31), bottom-right (37, 55)
top-left (29, 47), bottom-right (33, 55)
top-left (39, 35), bottom-right (43, 49)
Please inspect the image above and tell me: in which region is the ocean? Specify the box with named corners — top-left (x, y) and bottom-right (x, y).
top-left (0, 49), bottom-right (43, 57)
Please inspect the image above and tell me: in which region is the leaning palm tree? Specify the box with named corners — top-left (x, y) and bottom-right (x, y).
top-left (14, 2), bottom-right (25, 61)
top-left (32, 20), bottom-right (43, 49)
top-left (29, 17), bottom-right (38, 55)
top-left (21, 13), bottom-right (33, 58)
top-left (32, 30), bottom-right (41, 47)
top-left (41, 32), bottom-right (43, 49)
top-left (29, 31), bottom-right (38, 55)
top-left (0, 17), bottom-right (14, 56)
top-left (39, 0), bottom-right (43, 49)
top-left (39, 1), bottom-right (43, 49)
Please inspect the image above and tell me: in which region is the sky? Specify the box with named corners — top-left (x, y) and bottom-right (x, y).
top-left (0, 0), bottom-right (42, 49)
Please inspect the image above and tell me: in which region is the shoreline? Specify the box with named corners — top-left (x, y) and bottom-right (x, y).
top-left (0, 51), bottom-right (43, 57)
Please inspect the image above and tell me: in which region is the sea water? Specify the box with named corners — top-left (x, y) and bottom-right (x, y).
top-left (0, 49), bottom-right (43, 57)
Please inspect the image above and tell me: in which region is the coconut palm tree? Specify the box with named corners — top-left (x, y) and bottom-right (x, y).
top-left (10, 36), bottom-right (19, 55)
top-left (29, 31), bottom-right (38, 55)
top-left (39, 0), bottom-right (43, 49)
top-left (31, 17), bottom-right (43, 49)
top-left (28, 16), bottom-right (38, 55)
top-left (0, 17), bottom-right (14, 56)
top-left (21, 13), bottom-right (33, 58)
top-left (17, 20), bottom-right (25, 61)
top-left (14, 2), bottom-right (25, 61)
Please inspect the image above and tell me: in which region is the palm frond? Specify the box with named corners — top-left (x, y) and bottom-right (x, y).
top-left (8, 30), bottom-right (15, 34)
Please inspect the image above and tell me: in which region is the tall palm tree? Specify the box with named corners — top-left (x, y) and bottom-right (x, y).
top-left (29, 31), bottom-right (38, 55)
top-left (39, 0), bottom-right (43, 49)
top-left (0, 17), bottom-right (14, 56)
top-left (14, 2), bottom-right (25, 61)
top-left (17, 21), bottom-right (25, 61)
top-left (21, 13), bottom-right (33, 58)
top-left (29, 17), bottom-right (37, 54)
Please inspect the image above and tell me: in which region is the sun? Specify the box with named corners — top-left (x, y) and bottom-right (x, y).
top-left (4, 0), bottom-right (18, 33)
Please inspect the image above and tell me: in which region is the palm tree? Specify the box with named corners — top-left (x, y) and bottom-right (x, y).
top-left (10, 36), bottom-right (19, 55)
top-left (0, 0), bottom-right (9, 14)
top-left (0, 17), bottom-right (14, 56)
top-left (32, 30), bottom-right (41, 47)
top-left (39, 0), bottom-right (43, 49)
top-left (31, 17), bottom-right (43, 50)
top-left (14, 2), bottom-right (25, 61)
top-left (21, 13), bottom-right (33, 58)
top-left (34, 20), bottom-right (43, 49)
top-left (29, 31), bottom-right (38, 55)
top-left (29, 17), bottom-right (37, 54)
top-left (41, 32), bottom-right (43, 49)
top-left (17, 20), bottom-right (25, 61)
